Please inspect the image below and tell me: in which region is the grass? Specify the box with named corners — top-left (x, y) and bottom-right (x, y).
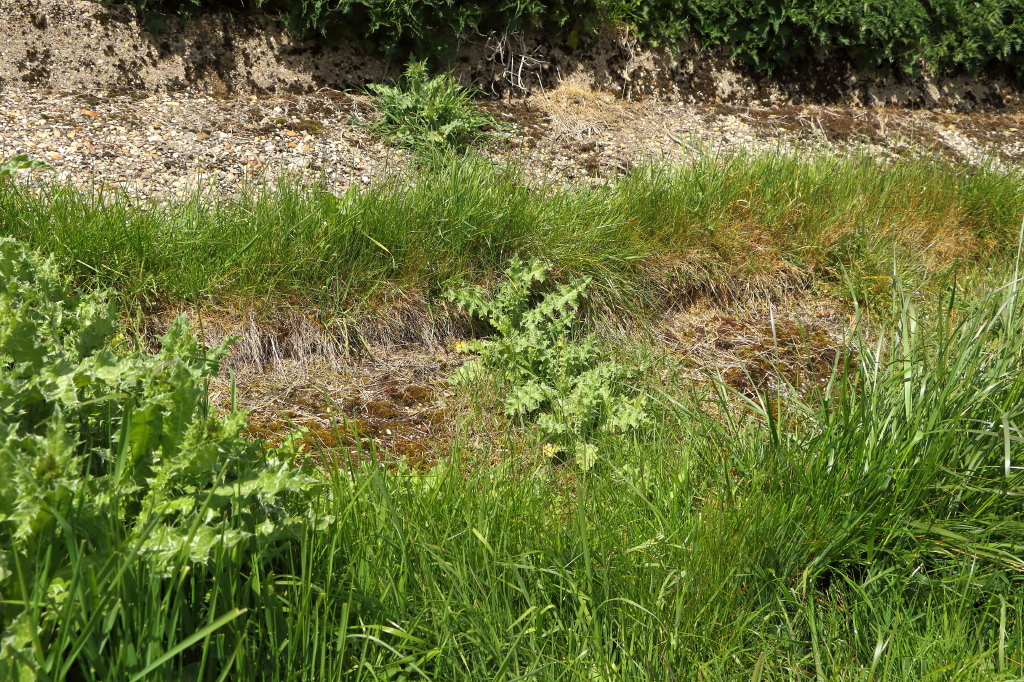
top-left (6, 259), bottom-right (1024, 679)
top-left (3, 152), bottom-right (1024, 679)
top-left (0, 152), bottom-right (1021, 323)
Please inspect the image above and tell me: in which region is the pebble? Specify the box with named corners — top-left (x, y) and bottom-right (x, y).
top-left (1, 88), bottom-right (1022, 202)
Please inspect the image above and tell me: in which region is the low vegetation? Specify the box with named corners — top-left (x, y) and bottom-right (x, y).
top-left (2, 153), bottom-right (1022, 321)
top-left (3, 146), bottom-right (1024, 677)
top-left (2, 227), bottom-right (1024, 678)
top-left (0, 240), bottom-right (318, 680)
top-left (364, 61), bottom-right (504, 151)
top-left (449, 258), bottom-right (650, 469)
top-left (0, 155), bottom-right (51, 183)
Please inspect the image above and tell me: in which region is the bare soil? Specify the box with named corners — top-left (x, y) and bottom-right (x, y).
top-left (4, 0), bottom-right (1023, 109)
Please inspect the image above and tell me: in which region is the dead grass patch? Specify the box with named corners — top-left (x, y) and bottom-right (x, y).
top-left (138, 290), bottom-right (470, 372)
top-left (134, 297), bottom-right (473, 469)
top-left (660, 297), bottom-right (856, 399)
top-left (538, 84), bottom-right (646, 140)
top-left (128, 288), bottom-right (870, 475)
top-left (212, 350), bottom-right (462, 470)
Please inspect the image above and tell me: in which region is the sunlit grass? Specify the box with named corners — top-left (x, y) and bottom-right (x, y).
top-left (14, 276), bottom-right (1024, 679)
top-left (1, 152), bottom-right (1020, 319)
top-left (3, 152), bottom-right (1024, 679)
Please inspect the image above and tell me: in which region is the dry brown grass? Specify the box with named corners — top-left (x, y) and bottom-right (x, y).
top-left (139, 290), bottom-right (470, 373)
top-left (131, 282), bottom-right (868, 473)
top-left (136, 299), bottom-right (470, 468)
top-left (129, 279), bottom-right (867, 474)
top-left (539, 83), bottom-right (647, 140)
top-left (660, 296), bottom-right (857, 398)
top-left (213, 351), bottom-right (461, 470)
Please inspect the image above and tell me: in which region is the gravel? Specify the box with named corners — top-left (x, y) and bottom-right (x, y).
top-left (2, 86), bottom-right (1023, 201)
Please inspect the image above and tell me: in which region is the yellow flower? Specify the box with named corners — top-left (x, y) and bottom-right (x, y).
top-left (542, 443), bottom-right (563, 458)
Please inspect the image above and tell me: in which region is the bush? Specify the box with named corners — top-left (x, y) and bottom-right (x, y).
top-left (115, 0), bottom-right (1024, 76)
top-left (622, 0), bottom-right (1024, 75)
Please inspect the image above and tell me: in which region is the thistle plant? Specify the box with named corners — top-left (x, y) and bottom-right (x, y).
top-left (0, 239), bottom-right (318, 680)
top-left (447, 258), bottom-right (648, 469)
top-left (365, 61), bottom-right (502, 151)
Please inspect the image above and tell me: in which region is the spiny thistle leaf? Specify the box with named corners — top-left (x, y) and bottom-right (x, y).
top-left (0, 238), bottom-right (321, 604)
top-left (447, 257), bottom-right (649, 467)
top-left (0, 154), bottom-right (52, 180)
top-left (365, 61), bottom-right (503, 151)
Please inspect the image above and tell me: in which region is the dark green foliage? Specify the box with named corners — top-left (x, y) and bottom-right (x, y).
top-left (112, 0), bottom-right (1024, 75)
top-left (618, 0), bottom-right (1024, 74)
top-left (110, 0), bottom-right (598, 61)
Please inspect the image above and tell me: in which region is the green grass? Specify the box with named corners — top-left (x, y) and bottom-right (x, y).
top-left (4, 231), bottom-right (1024, 679)
top-left (4, 153), bottom-right (1024, 679)
top-left (1, 153), bottom-right (1022, 321)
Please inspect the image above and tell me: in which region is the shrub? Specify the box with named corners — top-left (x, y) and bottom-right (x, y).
top-left (114, 0), bottom-right (1024, 76)
top-left (447, 258), bottom-right (649, 469)
top-left (618, 0), bottom-right (1024, 75)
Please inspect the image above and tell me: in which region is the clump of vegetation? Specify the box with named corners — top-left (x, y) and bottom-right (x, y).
top-left (0, 239), bottom-right (319, 680)
top-left (448, 258), bottom-right (649, 469)
top-left (364, 61), bottom-right (501, 151)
